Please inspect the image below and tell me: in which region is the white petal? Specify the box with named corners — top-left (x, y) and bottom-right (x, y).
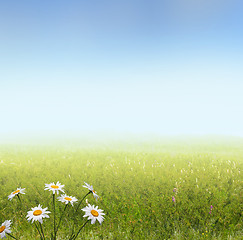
top-left (91, 218), bottom-right (96, 224)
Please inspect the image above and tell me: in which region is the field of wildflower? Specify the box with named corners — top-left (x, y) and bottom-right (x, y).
top-left (0, 137), bottom-right (242, 239)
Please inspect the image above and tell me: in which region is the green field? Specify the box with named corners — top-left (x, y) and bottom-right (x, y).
top-left (0, 137), bottom-right (242, 239)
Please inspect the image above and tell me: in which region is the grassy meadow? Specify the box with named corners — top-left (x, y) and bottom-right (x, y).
top-left (0, 137), bottom-right (242, 239)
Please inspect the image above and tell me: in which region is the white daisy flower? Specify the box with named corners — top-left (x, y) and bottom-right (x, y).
top-left (57, 194), bottom-right (78, 206)
top-left (82, 204), bottom-right (105, 224)
top-left (0, 220), bottom-right (11, 239)
top-left (44, 181), bottom-right (65, 194)
top-left (26, 204), bottom-right (51, 224)
top-left (8, 187), bottom-right (25, 201)
top-left (83, 182), bottom-right (99, 200)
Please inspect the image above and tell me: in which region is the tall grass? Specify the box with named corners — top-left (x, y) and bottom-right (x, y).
top-left (0, 138), bottom-right (242, 239)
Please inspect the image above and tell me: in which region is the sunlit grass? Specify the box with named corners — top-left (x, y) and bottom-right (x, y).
top-left (0, 138), bottom-right (242, 239)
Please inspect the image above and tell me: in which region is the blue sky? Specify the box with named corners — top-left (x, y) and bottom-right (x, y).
top-left (0, 0), bottom-right (243, 138)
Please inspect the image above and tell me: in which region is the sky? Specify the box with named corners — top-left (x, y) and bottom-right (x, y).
top-left (0, 0), bottom-right (243, 139)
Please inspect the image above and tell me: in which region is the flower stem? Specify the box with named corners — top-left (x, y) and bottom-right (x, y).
top-left (70, 191), bottom-right (91, 238)
top-left (34, 222), bottom-right (43, 240)
top-left (53, 194), bottom-right (56, 240)
top-left (74, 191), bottom-right (91, 214)
top-left (39, 221), bottom-right (46, 240)
top-left (55, 204), bottom-right (68, 235)
top-left (6, 233), bottom-right (18, 240)
top-left (17, 194), bottom-right (22, 206)
top-left (70, 220), bottom-right (89, 240)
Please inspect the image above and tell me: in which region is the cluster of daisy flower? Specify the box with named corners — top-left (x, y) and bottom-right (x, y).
top-left (1, 181), bottom-right (105, 239)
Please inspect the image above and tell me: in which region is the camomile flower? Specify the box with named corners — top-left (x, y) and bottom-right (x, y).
top-left (26, 204), bottom-right (51, 224)
top-left (82, 204), bottom-right (105, 224)
top-left (0, 220), bottom-right (11, 239)
top-left (44, 181), bottom-right (64, 194)
top-left (8, 187), bottom-right (25, 201)
top-left (57, 194), bottom-right (78, 206)
top-left (83, 182), bottom-right (99, 200)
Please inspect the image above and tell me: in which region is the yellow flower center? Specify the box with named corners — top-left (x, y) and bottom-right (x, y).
top-left (64, 197), bottom-right (72, 201)
top-left (91, 209), bottom-right (99, 217)
top-left (13, 190), bottom-right (20, 194)
top-left (51, 185), bottom-right (59, 189)
top-left (0, 226), bottom-right (5, 233)
top-left (33, 210), bottom-right (42, 216)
